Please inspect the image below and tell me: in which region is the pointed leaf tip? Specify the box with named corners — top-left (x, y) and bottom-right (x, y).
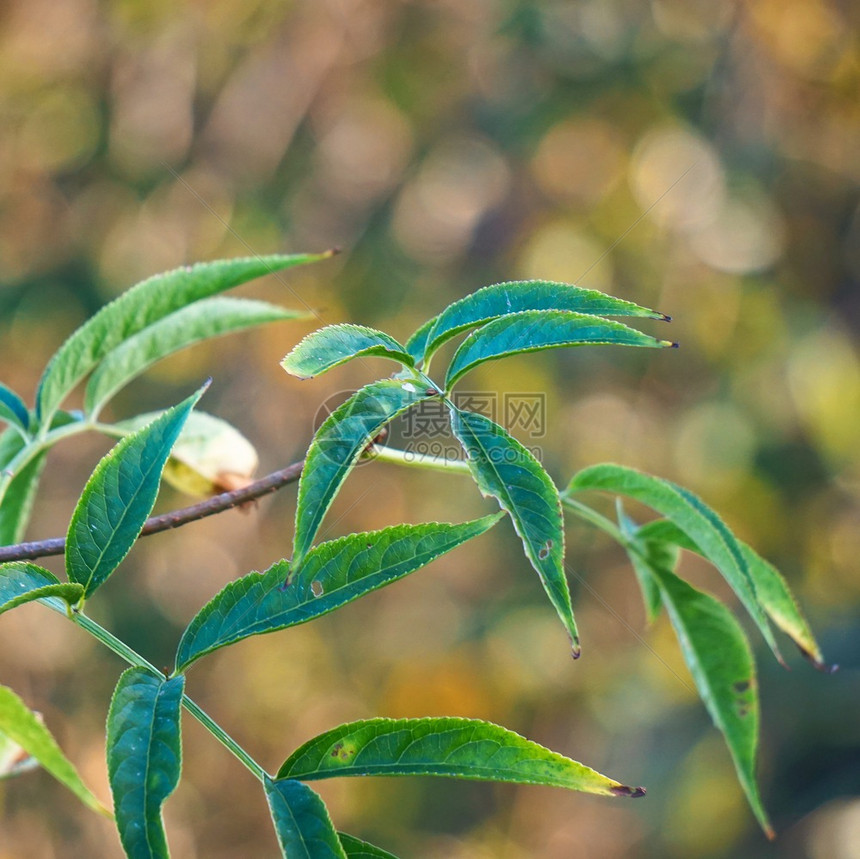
top-left (802, 649), bottom-right (839, 674)
top-left (609, 784), bottom-right (646, 798)
top-left (571, 641), bottom-right (582, 660)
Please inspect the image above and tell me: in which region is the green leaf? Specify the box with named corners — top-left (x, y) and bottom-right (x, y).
top-left (292, 380), bottom-right (425, 567)
top-left (408, 280), bottom-right (668, 363)
top-left (338, 833), bottom-right (399, 859)
top-left (0, 429), bottom-right (47, 546)
top-left (449, 408), bottom-right (578, 654)
top-left (445, 310), bottom-right (674, 390)
top-left (637, 519), bottom-right (829, 671)
top-left (564, 464), bottom-right (783, 663)
top-left (66, 385), bottom-right (205, 598)
top-left (281, 324), bottom-right (415, 380)
top-left (0, 562), bottom-right (83, 615)
top-left (265, 777), bottom-right (348, 859)
top-left (0, 684), bottom-right (110, 814)
top-left (85, 297), bottom-right (303, 417)
top-left (617, 505), bottom-right (668, 624)
top-left (36, 252), bottom-right (327, 424)
top-left (107, 668), bottom-right (184, 859)
top-left (0, 383), bottom-right (30, 435)
top-left (277, 717), bottom-right (644, 798)
top-left (176, 516), bottom-right (500, 671)
top-left (640, 553), bottom-right (772, 837)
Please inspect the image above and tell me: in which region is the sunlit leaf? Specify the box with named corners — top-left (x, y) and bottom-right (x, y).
top-left (637, 518), bottom-right (829, 670)
top-left (407, 279), bottom-right (668, 363)
top-left (107, 668), bottom-right (184, 858)
top-left (445, 309), bottom-right (673, 390)
top-left (176, 516), bottom-right (500, 671)
top-left (0, 562), bottom-right (83, 615)
top-left (0, 383), bottom-right (29, 436)
top-left (449, 408), bottom-right (577, 654)
top-left (277, 717), bottom-right (645, 798)
top-left (632, 544), bottom-right (772, 838)
top-left (292, 380), bottom-right (424, 567)
top-left (85, 297), bottom-right (303, 417)
top-left (0, 684), bottom-right (109, 815)
top-left (116, 411), bottom-right (259, 498)
top-left (564, 464), bottom-right (782, 662)
top-left (37, 252), bottom-right (327, 423)
top-left (338, 833), bottom-right (400, 858)
top-left (281, 324), bottom-right (414, 380)
top-left (265, 777), bottom-right (347, 859)
top-left (66, 385), bottom-right (205, 598)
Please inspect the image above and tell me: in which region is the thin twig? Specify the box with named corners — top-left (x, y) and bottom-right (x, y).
top-left (0, 461), bottom-right (304, 563)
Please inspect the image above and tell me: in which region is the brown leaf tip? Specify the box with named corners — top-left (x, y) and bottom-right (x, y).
top-left (800, 646), bottom-right (839, 674)
top-left (610, 784), bottom-right (646, 798)
top-left (571, 640), bottom-right (582, 660)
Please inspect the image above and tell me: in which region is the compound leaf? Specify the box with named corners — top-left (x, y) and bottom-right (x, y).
top-left (292, 380), bottom-right (424, 567)
top-left (107, 668), bottom-right (184, 859)
top-left (445, 310), bottom-right (673, 390)
top-left (66, 386), bottom-right (204, 597)
top-left (37, 252), bottom-right (326, 423)
top-left (281, 324), bottom-right (414, 380)
top-left (176, 516), bottom-right (500, 671)
top-left (85, 297), bottom-right (302, 417)
top-left (0, 684), bottom-right (109, 815)
top-left (408, 279), bottom-right (667, 363)
top-left (449, 408), bottom-right (577, 654)
top-left (277, 717), bottom-right (644, 798)
top-left (565, 464), bottom-right (782, 663)
top-left (0, 562), bottom-right (83, 615)
top-left (265, 777), bottom-right (347, 859)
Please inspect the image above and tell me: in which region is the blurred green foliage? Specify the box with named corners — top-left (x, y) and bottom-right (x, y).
top-left (1, 0), bottom-right (858, 856)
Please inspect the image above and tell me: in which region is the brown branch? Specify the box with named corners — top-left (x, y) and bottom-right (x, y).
top-left (0, 460), bottom-right (305, 564)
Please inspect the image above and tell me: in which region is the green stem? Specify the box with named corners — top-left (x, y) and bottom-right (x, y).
top-left (0, 420), bottom-right (95, 507)
top-left (180, 697), bottom-right (266, 781)
top-left (67, 609), bottom-right (267, 781)
top-left (371, 445), bottom-right (472, 475)
top-left (561, 495), bottom-right (629, 545)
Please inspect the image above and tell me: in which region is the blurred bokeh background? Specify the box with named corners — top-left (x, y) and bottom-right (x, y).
top-left (1, 0), bottom-right (859, 856)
